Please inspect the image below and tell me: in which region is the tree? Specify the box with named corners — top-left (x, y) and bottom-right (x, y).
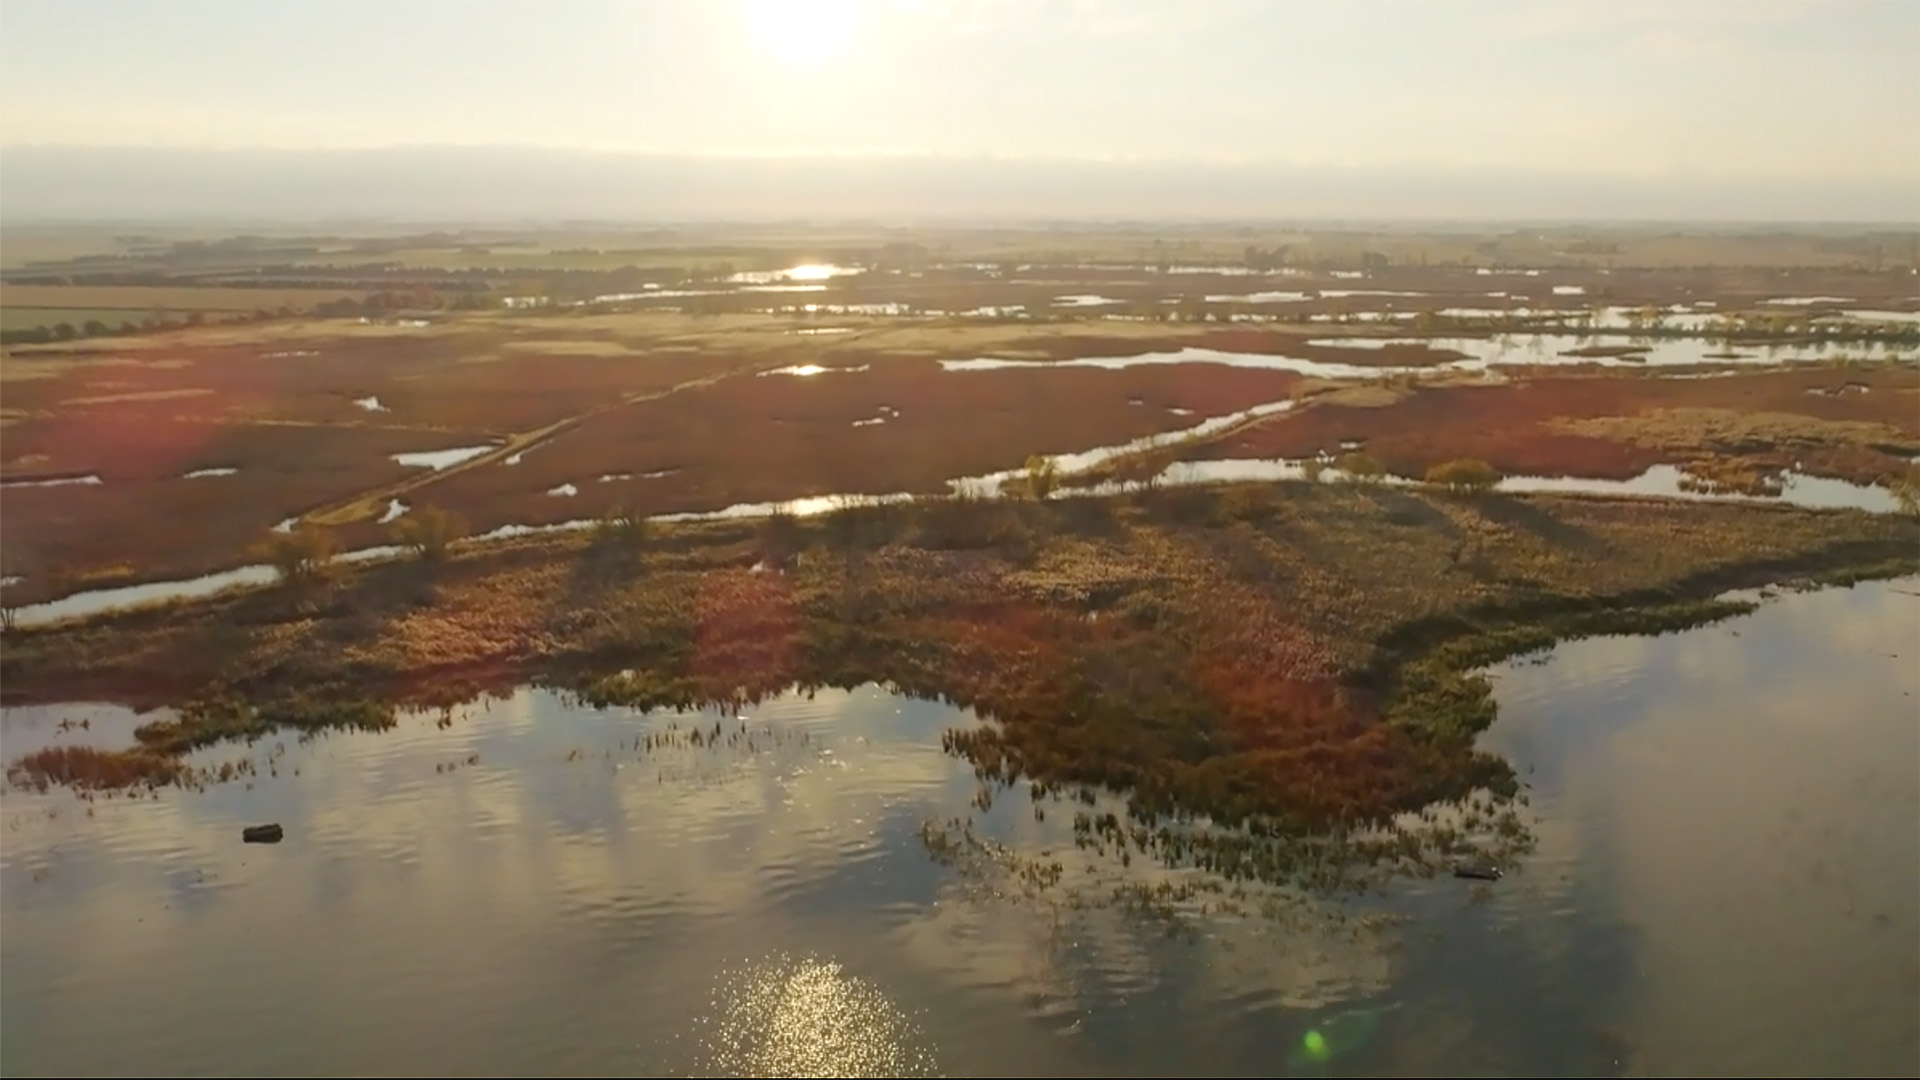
top-left (1024, 455), bottom-right (1059, 500)
top-left (394, 505), bottom-right (467, 562)
top-left (1424, 458), bottom-right (1503, 494)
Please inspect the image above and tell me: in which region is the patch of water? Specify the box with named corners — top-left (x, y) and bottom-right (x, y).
top-left (392, 446), bottom-right (495, 470)
top-left (1302, 338), bottom-right (1415, 350)
top-left (1321, 289), bottom-right (1425, 299)
top-left (940, 347), bottom-right (1402, 379)
top-left (1552, 285), bottom-right (1587, 296)
top-left (1053, 295), bottom-right (1123, 307)
top-left (183, 468), bottom-right (237, 479)
top-left (1307, 311), bottom-right (1418, 323)
top-left (585, 289), bottom-right (724, 304)
top-left (1822, 309), bottom-right (1920, 325)
top-left (10, 585), bottom-right (1913, 1075)
top-left (1, 474), bottom-right (103, 489)
top-left (271, 517), bottom-right (296, 533)
top-left (597, 473), bottom-right (631, 483)
top-left (14, 566), bottom-right (281, 626)
top-left (1764, 296), bottom-right (1854, 306)
top-left (852, 417), bottom-right (887, 427)
top-left (353, 396), bottom-right (389, 413)
top-left (727, 263), bottom-right (862, 285)
top-left (377, 499), bottom-right (409, 525)
top-left (1204, 291), bottom-right (1312, 303)
top-left (547, 484), bottom-right (579, 498)
top-left (760, 364), bottom-right (872, 377)
top-left (1143, 458), bottom-right (1894, 513)
top-left (790, 303), bottom-right (910, 317)
top-left (796, 327), bottom-right (854, 336)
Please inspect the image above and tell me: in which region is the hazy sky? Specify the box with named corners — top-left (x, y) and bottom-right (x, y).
top-left (1, 0), bottom-right (1915, 221)
top-left (3, 0), bottom-right (1916, 177)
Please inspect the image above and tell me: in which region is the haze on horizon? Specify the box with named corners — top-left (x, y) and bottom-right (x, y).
top-left (2, 0), bottom-right (1916, 223)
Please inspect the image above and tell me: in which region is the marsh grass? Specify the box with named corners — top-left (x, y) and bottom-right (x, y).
top-left (6, 483), bottom-right (1916, 867)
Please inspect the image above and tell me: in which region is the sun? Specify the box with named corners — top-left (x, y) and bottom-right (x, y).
top-left (742, 0), bottom-right (859, 68)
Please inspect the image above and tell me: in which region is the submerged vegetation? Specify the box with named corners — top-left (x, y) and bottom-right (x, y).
top-left (6, 479), bottom-right (1915, 888)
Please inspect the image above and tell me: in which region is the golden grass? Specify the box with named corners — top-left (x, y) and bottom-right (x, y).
top-left (1550, 407), bottom-right (1918, 454)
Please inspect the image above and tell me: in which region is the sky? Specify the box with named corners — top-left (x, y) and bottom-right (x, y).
top-left (1, 0), bottom-right (1916, 220)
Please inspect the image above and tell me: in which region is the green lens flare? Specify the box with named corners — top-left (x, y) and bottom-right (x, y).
top-left (1303, 1029), bottom-right (1329, 1061)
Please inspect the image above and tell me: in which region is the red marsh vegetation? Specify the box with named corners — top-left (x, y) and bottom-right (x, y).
top-left (1192, 366), bottom-right (1920, 483)
top-left (416, 360), bottom-right (1304, 530)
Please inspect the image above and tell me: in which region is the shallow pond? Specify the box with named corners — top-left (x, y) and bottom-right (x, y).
top-left (941, 338), bottom-right (1913, 380)
top-left (1149, 460), bottom-right (1901, 514)
top-left (2, 578), bottom-right (1913, 1075)
top-left (392, 445), bottom-right (497, 470)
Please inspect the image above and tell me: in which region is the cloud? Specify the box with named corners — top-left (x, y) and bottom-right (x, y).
top-left (1488, 0), bottom-right (1812, 42)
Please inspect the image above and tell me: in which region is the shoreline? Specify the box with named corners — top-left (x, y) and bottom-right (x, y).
top-left (6, 485), bottom-right (1915, 832)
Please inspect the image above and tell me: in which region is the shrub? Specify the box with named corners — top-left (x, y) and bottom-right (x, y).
top-left (1424, 458), bottom-right (1503, 494)
top-left (393, 505), bottom-right (467, 562)
top-left (1025, 455), bottom-right (1059, 500)
top-left (1221, 484), bottom-right (1282, 523)
top-left (761, 508), bottom-right (803, 560)
top-left (1336, 452), bottom-right (1387, 485)
top-left (593, 504), bottom-right (650, 551)
top-left (1890, 463), bottom-right (1920, 517)
top-left (260, 527), bottom-right (339, 584)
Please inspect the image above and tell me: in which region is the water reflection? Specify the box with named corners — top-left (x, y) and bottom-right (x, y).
top-left (1473, 575), bottom-right (1920, 1076)
top-left (687, 954), bottom-right (941, 1078)
top-left (3, 580), bottom-right (1917, 1075)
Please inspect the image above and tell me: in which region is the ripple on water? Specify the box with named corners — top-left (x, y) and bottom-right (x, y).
top-left (687, 953), bottom-right (942, 1078)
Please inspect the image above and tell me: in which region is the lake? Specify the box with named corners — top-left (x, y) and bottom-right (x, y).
top-left (2, 576), bottom-right (1915, 1077)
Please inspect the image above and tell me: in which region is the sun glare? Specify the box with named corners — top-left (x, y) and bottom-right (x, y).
top-left (744, 0), bottom-right (859, 68)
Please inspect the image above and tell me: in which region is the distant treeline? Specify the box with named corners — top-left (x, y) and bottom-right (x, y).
top-left (0, 289), bottom-right (499, 345)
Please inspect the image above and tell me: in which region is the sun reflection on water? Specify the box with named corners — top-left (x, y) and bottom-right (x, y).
top-left (693, 953), bottom-right (940, 1078)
